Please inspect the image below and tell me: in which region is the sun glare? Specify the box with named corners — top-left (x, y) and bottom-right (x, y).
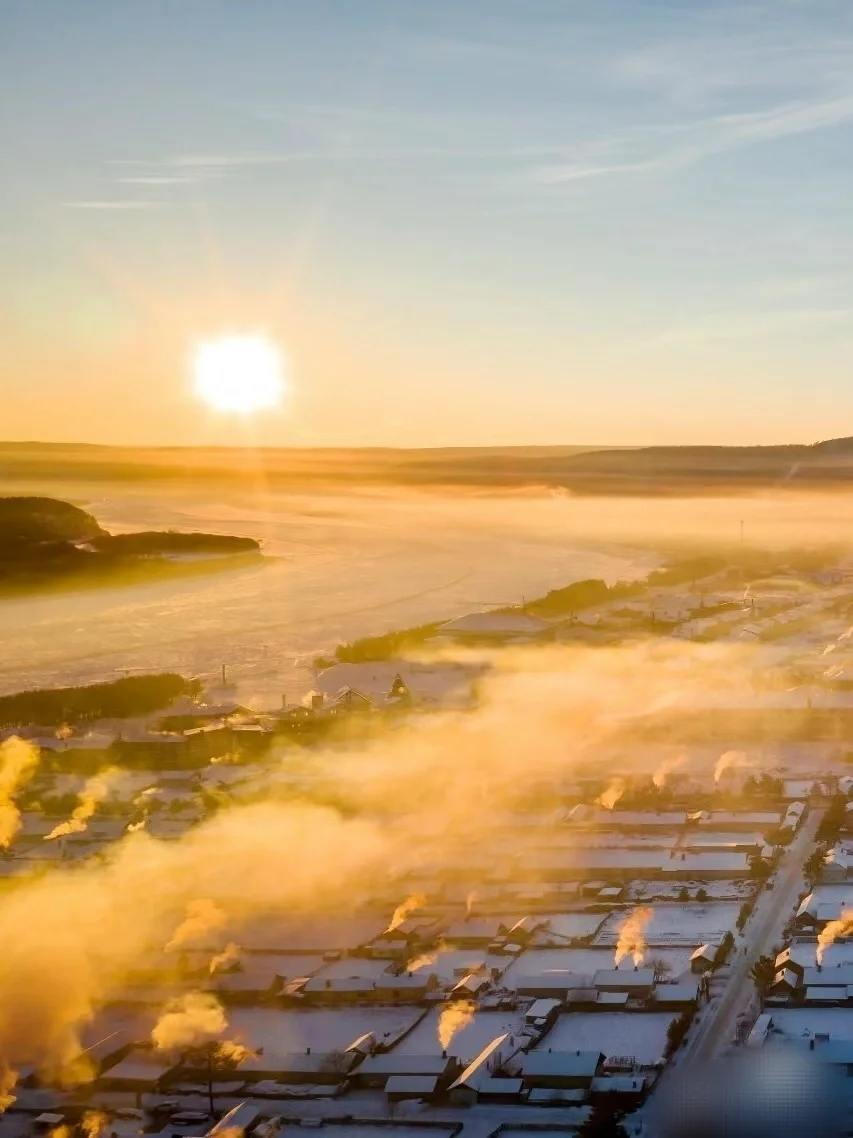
top-left (192, 334), bottom-right (285, 414)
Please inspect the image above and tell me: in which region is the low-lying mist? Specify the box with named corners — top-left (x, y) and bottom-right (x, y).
top-left (0, 636), bottom-right (783, 1093)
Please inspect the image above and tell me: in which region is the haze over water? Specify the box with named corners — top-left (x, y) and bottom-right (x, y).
top-left (0, 484), bottom-right (656, 704)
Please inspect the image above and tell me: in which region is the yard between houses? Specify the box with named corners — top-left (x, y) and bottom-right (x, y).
top-left (537, 1011), bottom-right (676, 1065)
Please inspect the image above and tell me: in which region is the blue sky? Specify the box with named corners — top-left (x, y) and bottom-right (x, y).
top-left (3, 0), bottom-right (853, 445)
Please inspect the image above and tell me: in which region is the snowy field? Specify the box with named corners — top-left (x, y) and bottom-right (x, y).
top-left (810, 885), bottom-right (853, 908)
top-left (503, 945), bottom-right (694, 981)
top-left (630, 880), bottom-right (750, 901)
top-left (312, 956), bottom-right (398, 981)
top-left (227, 1007), bottom-right (424, 1056)
top-left (533, 912), bottom-right (609, 940)
top-left (785, 940), bottom-right (853, 968)
top-left (769, 1009), bottom-right (853, 1041)
top-left (392, 1007), bottom-right (526, 1062)
top-left (538, 1012), bottom-right (675, 1064)
top-left (595, 903), bottom-right (739, 946)
top-left (407, 947), bottom-right (508, 983)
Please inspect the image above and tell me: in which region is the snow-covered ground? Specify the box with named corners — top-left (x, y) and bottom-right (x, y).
top-left (392, 1007), bottom-right (526, 1061)
top-left (532, 912), bottom-right (608, 940)
top-left (504, 945), bottom-right (695, 981)
top-left (227, 1007), bottom-right (424, 1055)
top-left (538, 1011), bottom-right (675, 1064)
top-left (768, 1008), bottom-right (853, 1041)
top-left (595, 903), bottom-right (740, 946)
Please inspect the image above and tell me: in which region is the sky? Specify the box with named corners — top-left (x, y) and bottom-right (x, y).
top-left (3, 0), bottom-right (853, 447)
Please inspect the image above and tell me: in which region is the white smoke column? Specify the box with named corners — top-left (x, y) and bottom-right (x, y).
top-left (465, 890), bottom-right (478, 917)
top-left (407, 947), bottom-right (440, 973)
top-left (209, 942), bottom-right (241, 975)
top-left (166, 899), bottom-right (227, 952)
top-left (44, 768), bottom-right (121, 841)
top-left (0, 1063), bottom-right (17, 1113)
top-left (816, 910), bottom-right (853, 965)
top-left (652, 754), bottom-right (685, 789)
top-left (437, 999), bottom-right (476, 1049)
top-left (386, 893), bottom-right (425, 933)
top-left (79, 1110), bottom-right (108, 1138)
top-left (0, 737), bottom-right (39, 849)
top-left (614, 906), bottom-right (654, 967)
top-left (151, 991), bottom-right (226, 1051)
top-left (713, 749), bottom-right (747, 785)
top-left (596, 778), bottom-right (626, 810)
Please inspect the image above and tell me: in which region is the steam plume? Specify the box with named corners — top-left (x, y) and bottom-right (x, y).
top-left (407, 947), bottom-right (440, 973)
top-left (386, 893), bottom-right (426, 933)
top-left (209, 942), bottom-right (241, 975)
top-left (816, 909), bottom-right (853, 965)
top-left (80, 1110), bottom-right (108, 1138)
top-left (652, 754), bottom-right (685, 789)
top-left (614, 906), bottom-right (654, 967)
top-left (44, 768), bottom-right (121, 841)
top-left (166, 899), bottom-right (227, 952)
top-left (0, 1064), bottom-right (17, 1113)
top-left (596, 777), bottom-right (626, 810)
top-left (465, 890), bottom-right (478, 916)
top-left (151, 991), bottom-right (226, 1051)
top-left (713, 749), bottom-right (747, 785)
top-left (438, 999), bottom-right (476, 1049)
top-left (0, 737), bottom-right (38, 849)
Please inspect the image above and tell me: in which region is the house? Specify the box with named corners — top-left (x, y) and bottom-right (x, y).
top-left (590, 1075), bottom-right (647, 1106)
top-left (769, 966), bottom-right (803, 999)
top-left (299, 972), bottom-right (438, 1004)
top-left (520, 1050), bottom-right (604, 1090)
top-left (204, 1103), bottom-right (259, 1138)
top-left (512, 971), bottom-right (589, 999)
top-left (231, 1049), bottom-right (360, 1084)
top-left (96, 1046), bottom-right (174, 1091)
top-left (690, 944), bottom-right (718, 973)
top-left (436, 610), bottom-right (550, 642)
top-left (593, 969), bottom-right (655, 997)
top-left (313, 661), bottom-right (481, 711)
top-left (384, 1075), bottom-right (438, 1102)
top-left (355, 1053), bottom-right (457, 1089)
top-left (451, 972), bottom-right (491, 999)
top-left (653, 980), bottom-right (701, 1010)
top-left (524, 998), bottom-right (562, 1029)
top-left (449, 1033), bottom-right (516, 1105)
top-left (774, 948), bottom-right (806, 980)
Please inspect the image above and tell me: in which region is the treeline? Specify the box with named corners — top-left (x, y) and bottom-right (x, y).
top-left (0, 673), bottom-right (200, 728)
top-left (90, 531), bottom-right (259, 555)
top-left (333, 621), bottom-right (441, 664)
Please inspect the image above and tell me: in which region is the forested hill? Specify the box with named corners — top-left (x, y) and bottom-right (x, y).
top-left (0, 495), bottom-right (262, 595)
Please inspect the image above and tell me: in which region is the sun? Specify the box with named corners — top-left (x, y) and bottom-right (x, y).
top-left (192, 334), bottom-right (286, 414)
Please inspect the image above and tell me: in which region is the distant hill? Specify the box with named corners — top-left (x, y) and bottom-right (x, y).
top-left (2, 437), bottom-right (853, 494)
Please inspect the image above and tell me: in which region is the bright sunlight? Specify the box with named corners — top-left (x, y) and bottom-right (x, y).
top-left (192, 334), bottom-right (285, 414)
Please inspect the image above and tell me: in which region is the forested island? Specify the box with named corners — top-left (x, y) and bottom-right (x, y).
top-left (0, 496), bottom-right (262, 595)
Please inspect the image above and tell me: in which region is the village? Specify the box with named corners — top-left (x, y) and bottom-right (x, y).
top-left (4, 554), bottom-right (853, 1137)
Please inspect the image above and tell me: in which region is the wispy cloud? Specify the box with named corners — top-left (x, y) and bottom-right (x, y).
top-left (533, 92), bottom-right (853, 187)
top-left (63, 200), bottom-right (163, 210)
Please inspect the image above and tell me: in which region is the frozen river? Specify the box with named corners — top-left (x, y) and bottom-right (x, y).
top-left (0, 483), bottom-right (657, 705)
